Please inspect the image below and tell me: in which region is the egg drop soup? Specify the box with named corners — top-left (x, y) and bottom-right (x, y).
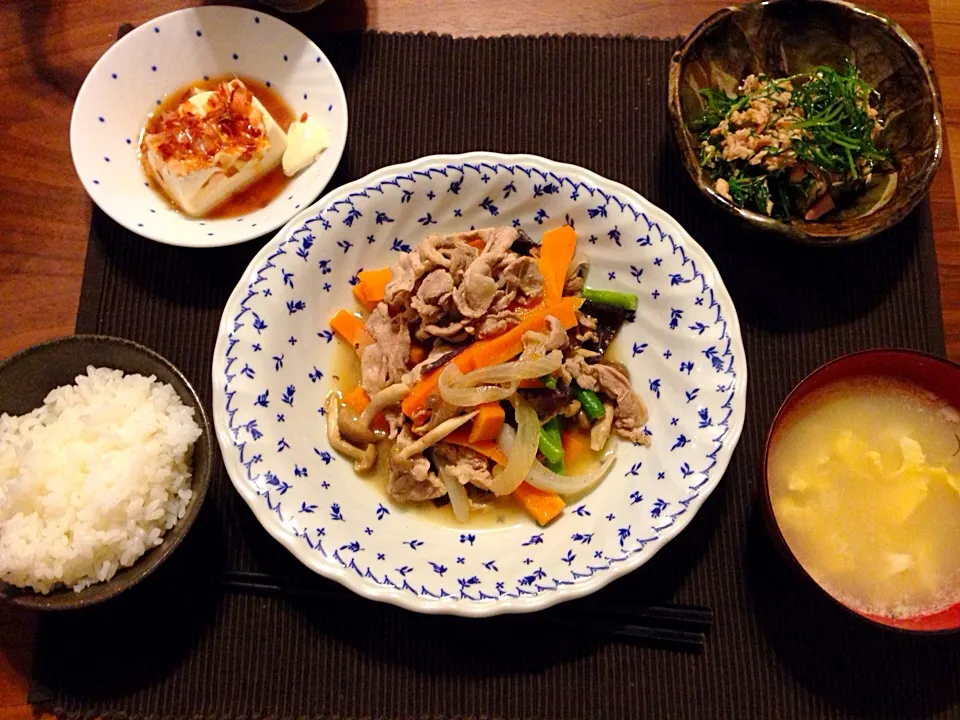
top-left (768, 376), bottom-right (960, 619)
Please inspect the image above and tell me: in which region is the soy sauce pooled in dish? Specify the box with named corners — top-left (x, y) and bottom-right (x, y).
top-left (139, 74), bottom-right (329, 218)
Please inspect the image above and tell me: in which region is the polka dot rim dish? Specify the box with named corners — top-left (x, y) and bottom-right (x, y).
top-left (70, 5), bottom-right (348, 248)
top-left (211, 152), bottom-right (748, 616)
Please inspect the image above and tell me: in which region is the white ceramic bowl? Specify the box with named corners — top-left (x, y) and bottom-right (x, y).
top-left (212, 152), bottom-right (748, 616)
top-left (70, 6), bottom-right (348, 248)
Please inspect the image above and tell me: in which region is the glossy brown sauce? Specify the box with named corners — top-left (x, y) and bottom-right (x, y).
top-left (139, 75), bottom-right (296, 218)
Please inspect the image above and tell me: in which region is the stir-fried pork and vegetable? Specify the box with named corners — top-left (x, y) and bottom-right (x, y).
top-left (694, 64), bottom-right (893, 221)
top-left (325, 225), bottom-right (649, 526)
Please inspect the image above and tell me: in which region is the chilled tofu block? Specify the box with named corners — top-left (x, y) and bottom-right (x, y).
top-left (141, 79), bottom-right (287, 216)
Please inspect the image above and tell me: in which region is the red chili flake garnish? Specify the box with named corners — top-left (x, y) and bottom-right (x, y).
top-left (142, 79), bottom-right (270, 172)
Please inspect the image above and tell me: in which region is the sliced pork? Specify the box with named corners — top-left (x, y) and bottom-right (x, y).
top-left (565, 355), bottom-right (650, 445)
top-left (522, 315), bottom-right (568, 356)
top-left (387, 426), bottom-right (444, 502)
top-left (359, 304), bottom-right (410, 395)
top-left (433, 442), bottom-right (493, 491)
top-left (383, 226), bottom-right (544, 344)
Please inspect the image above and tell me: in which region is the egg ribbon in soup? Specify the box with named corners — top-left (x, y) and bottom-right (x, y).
top-left (769, 377), bottom-right (960, 619)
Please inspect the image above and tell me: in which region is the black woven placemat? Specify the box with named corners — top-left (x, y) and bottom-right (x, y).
top-left (29, 31), bottom-right (960, 720)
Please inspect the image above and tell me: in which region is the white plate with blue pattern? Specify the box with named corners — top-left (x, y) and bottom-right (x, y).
top-left (70, 5), bottom-right (347, 248)
top-left (212, 152), bottom-right (748, 616)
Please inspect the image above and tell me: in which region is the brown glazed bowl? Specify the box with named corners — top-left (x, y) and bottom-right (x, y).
top-left (668, 0), bottom-right (944, 245)
top-left (761, 349), bottom-right (960, 633)
top-left (0, 335), bottom-right (213, 610)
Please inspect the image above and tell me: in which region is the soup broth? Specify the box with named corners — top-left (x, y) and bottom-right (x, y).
top-left (769, 376), bottom-right (960, 618)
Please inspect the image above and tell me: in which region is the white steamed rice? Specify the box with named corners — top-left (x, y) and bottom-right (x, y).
top-left (0, 366), bottom-right (201, 593)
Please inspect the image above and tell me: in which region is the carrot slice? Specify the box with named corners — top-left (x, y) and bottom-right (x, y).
top-left (466, 238), bottom-right (486, 250)
top-left (352, 268), bottom-right (392, 311)
top-left (561, 428), bottom-right (589, 466)
top-left (399, 296), bottom-right (583, 418)
top-left (513, 482), bottom-right (566, 526)
top-left (538, 225), bottom-right (578, 305)
top-left (443, 428), bottom-right (509, 466)
top-left (340, 385), bottom-right (388, 433)
top-left (352, 283), bottom-right (377, 311)
top-left (466, 296), bottom-right (581, 364)
top-left (409, 344), bottom-right (428, 365)
top-left (468, 402), bottom-right (505, 443)
top-left (518, 378), bottom-right (546, 389)
top-left (356, 268), bottom-right (392, 303)
top-left (330, 309), bottom-right (374, 354)
top-left (342, 386), bottom-right (371, 414)
top-left (461, 295), bottom-right (582, 367)
top-left (401, 352), bottom-right (475, 418)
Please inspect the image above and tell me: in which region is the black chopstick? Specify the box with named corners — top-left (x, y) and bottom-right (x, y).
top-left (220, 570), bottom-right (711, 653)
top-left (536, 612), bottom-right (706, 653)
top-left (578, 600), bottom-right (713, 631)
top-left (221, 570), bottom-right (338, 596)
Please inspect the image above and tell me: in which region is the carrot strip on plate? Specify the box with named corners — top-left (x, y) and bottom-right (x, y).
top-left (468, 402), bottom-right (505, 443)
top-left (513, 482), bottom-right (566, 526)
top-left (561, 428), bottom-right (589, 466)
top-left (399, 296), bottom-right (584, 418)
top-left (352, 283), bottom-right (377, 311)
top-left (538, 225), bottom-right (578, 305)
top-left (342, 386), bottom-right (371, 413)
top-left (356, 268), bottom-right (392, 303)
top-left (340, 385), bottom-right (389, 433)
top-left (409, 344), bottom-right (428, 365)
top-left (400, 352), bottom-right (475, 418)
top-left (518, 378), bottom-right (546, 389)
top-left (330, 309), bottom-right (374, 354)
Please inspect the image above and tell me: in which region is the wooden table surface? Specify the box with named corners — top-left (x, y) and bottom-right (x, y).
top-left (1, 0), bottom-right (958, 715)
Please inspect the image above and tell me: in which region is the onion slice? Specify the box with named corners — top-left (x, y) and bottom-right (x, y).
top-left (438, 466), bottom-right (471, 523)
top-left (438, 351), bottom-right (563, 406)
top-left (526, 453), bottom-right (617, 495)
top-left (460, 351), bottom-right (563, 386)
top-left (489, 398), bottom-right (539, 496)
top-left (438, 363), bottom-right (517, 406)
